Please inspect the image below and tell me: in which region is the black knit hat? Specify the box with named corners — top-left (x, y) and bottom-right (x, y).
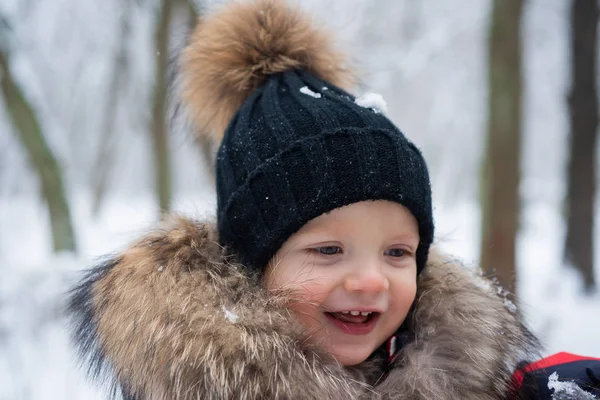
top-left (181, 0), bottom-right (433, 273)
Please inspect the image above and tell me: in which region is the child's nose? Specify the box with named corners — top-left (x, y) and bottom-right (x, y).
top-left (343, 264), bottom-right (390, 293)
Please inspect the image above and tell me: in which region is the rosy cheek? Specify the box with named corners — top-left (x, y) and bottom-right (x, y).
top-left (287, 298), bottom-right (321, 330)
top-left (263, 265), bottom-right (296, 291)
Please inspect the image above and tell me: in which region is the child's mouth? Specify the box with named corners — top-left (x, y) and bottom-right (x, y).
top-left (327, 311), bottom-right (376, 324)
top-left (324, 311), bottom-right (380, 335)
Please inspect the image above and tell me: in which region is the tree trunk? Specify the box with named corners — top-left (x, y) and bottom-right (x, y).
top-left (91, 3), bottom-right (132, 216)
top-left (152, 0), bottom-right (173, 214)
top-left (565, 0), bottom-right (598, 292)
top-left (0, 50), bottom-right (77, 252)
top-left (481, 0), bottom-right (523, 294)
top-left (182, 0), bottom-right (216, 182)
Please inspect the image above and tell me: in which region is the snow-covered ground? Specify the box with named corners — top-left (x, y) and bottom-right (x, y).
top-left (1, 192), bottom-right (599, 399)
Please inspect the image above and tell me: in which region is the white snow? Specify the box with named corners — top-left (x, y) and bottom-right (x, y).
top-left (548, 372), bottom-right (597, 399)
top-left (354, 92), bottom-right (388, 114)
top-left (299, 86), bottom-right (322, 98)
top-left (503, 298), bottom-right (518, 314)
top-left (222, 306), bottom-right (239, 324)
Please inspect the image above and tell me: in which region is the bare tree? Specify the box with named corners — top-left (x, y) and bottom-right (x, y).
top-left (151, 0), bottom-right (173, 214)
top-left (175, 0), bottom-right (217, 182)
top-left (565, 0), bottom-right (598, 292)
top-left (91, 2), bottom-right (133, 216)
top-left (480, 0), bottom-right (523, 294)
top-left (185, 0), bottom-right (200, 21)
top-left (0, 48), bottom-right (77, 252)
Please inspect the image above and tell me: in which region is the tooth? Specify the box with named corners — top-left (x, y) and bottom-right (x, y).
top-left (341, 311), bottom-right (349, 314)
top-left (350, 311), bottom-right (360, 316)
top-left (360, 312), bottom-right (371, 316)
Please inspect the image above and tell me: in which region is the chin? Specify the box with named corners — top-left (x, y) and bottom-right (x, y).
top-left (330, 346), bottom-right (373, 366)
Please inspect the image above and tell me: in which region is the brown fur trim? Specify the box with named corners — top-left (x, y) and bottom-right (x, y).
top-left (181, 0), bottom-right (354, 142)
top-left (69, 218), bottom-right (540, 399)
top-left (373, 250), bottom-right (540, 400)
top-left (79, 216), bottom-right (363, 400)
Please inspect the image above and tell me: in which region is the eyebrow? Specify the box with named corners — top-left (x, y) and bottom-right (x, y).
top-left (390, 233), bottom-right (420, 241)
top-left (386, 233), bottom-right (421, 249)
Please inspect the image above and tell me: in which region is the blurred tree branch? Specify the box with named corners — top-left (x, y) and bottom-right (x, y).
top-left (91, 2), bottom-right (133, 215)
top-left (0, 46), bottom-right (77, 253)
top-left (182, 0), bottom-right (216, 182)
top-left (186, 0), bottom-right (200, 19)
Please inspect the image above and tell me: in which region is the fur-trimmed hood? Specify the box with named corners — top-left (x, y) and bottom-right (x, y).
top-left (69, 216), bottom-right (539, 400)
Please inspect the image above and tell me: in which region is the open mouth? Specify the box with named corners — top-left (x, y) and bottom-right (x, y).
top-left (326, 311), bottom-right (378, 324)
top-left (324, 311), bottom-right (381, 335)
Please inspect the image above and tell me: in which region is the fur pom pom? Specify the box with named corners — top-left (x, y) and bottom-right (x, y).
top-left (181, 0), bottom-right (354, 143)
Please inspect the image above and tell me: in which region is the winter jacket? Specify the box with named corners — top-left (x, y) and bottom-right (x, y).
top-left (69, 216), bottom-right (552, 400)
top-left (513, 353), bottom-right (600, 399)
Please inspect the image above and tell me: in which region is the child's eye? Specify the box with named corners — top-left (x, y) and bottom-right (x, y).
top-left (385, 248), bottom-right (406, 257)
top-left (315, 246), bottom-right (342, 255)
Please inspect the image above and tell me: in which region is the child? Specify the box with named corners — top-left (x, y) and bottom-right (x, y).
top-left (69, 1), bottom-right (599, 399)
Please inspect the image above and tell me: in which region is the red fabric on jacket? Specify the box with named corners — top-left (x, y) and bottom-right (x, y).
top-left (510, 352), bottom-right (600, 399)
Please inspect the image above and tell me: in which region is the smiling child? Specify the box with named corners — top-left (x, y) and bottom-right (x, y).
top-left (264, 201), bottom-right (419, 366)
top-left (68, 1), bottom-right (600, 399)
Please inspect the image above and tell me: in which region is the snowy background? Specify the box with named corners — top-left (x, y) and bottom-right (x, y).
top-left (1, 0), bottom-right (599, 398)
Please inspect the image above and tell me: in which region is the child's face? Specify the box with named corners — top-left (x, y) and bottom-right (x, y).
top-left (263, 200), bottom-right (418, 366)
